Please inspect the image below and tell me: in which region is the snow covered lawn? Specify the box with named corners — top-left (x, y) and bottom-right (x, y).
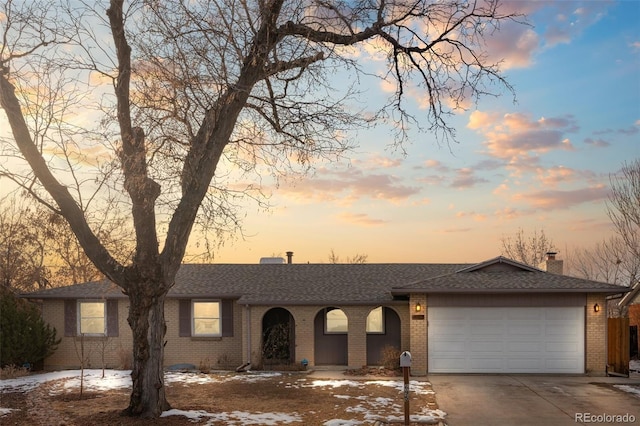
top-left (0, 369), bottom-right (446, 425)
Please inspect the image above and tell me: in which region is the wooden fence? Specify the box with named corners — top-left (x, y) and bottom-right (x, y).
top-left (607, 317), bottom-right (630, 376)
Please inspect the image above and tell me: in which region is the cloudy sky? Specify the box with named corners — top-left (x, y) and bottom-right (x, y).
top-left (213, 0), bottom-right (639, 264)
top-left (1, 1), bottom-right (638, 266)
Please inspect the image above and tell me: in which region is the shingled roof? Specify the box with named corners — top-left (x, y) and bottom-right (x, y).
top-left (22, 257), bottom-right (628, 305)
top-left (392, 256), bottom-right (629, 294)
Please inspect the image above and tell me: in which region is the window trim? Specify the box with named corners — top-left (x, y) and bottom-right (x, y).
top-left (324, 307), bottom-right (348, 334)
top-left (77, 300), bottom-right (106, 336)
top-left (192, 300), bottom-right (222, 337)
top-left (366, 306), bottom-right (385, 334)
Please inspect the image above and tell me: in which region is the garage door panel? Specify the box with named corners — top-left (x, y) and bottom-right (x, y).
top-left (507, 342), bottom-right (540, 352)
top-left (430, 322), bottom-right (466, 336)
top-left (546, 320), bottom-right (575, 336)
top-left (428, 307), bottom-right (584, 374)
top-left (430, 358), bottom-right (466, 371)
top-left (470, 310), bottom-right (504, 320)
top-left (508, 323), bottom-right (542, 336)
top-left (469, 341), bottom-right (503, 352)
top-left (508, 310), bottom-right (544, 320)
top-left (472, 322), bottom-right (504, 335)
top-left (470, 358), bottom-right (504, 370)
top-left (507, 358), bottom-right (541, 370)
top-left (546, 341), bottom-right (581, 352)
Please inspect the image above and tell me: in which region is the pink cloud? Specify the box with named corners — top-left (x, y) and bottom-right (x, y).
top-left (485, 23), bottom-right (540, 69)
top-left (456, 211), bottom-right (488, 222)
top-left (450, 168), bottom-right (489, 189)
top-left (534, 165), bottom-right (576, 187)
top-left (469, 111), bottom-right (579, 160)
top-left (494, 207), bottom-right (521, 221)
top-left (352, 154), bottom-right (403, 169)
top-left (512, 185), bottom-right (608, 211)
top-left (278, 166), bottom-right (420, 205)
top-left (336, 212), bottom-right (388, 227)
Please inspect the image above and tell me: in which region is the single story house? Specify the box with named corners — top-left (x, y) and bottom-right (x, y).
top-left (23, 255), bottom-right (628, 375)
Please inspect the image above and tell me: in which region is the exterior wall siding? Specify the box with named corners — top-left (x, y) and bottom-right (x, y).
top-left (247, 304), bottom-right (407, 369)
top-left (586, 293), bottom-right (607, 376)
top-left (42, 299), bottom-right (132, 370)
top-left (39, 293), bottom-right (607, 377)
top-left (164, 299), bottom-right (243, 370)
top-left (409, 294), bottom-right (428, 375)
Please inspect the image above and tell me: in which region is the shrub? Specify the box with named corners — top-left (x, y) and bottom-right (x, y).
top-left (0, 287), bottom-right (60, 368)
top-left (0, 364), bottom-right (30, 379)
top-left (380, 345), bottom-right (401, 371)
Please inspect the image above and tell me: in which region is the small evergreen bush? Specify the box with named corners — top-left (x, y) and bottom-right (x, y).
top-left (0, 287), bottom-right (60, 369)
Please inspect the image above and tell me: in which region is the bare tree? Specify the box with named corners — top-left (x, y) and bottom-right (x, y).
top-left (569, 235), bottom-right (638, 286)
top-left (1, 0), bottom-right (523, 417)
top-left (607, 159), bottom-right (640, 262)
top-left (328, 249), bottom-right (368, 264)
top-left (0, 196), bottom-right (49, 291)
top-left (500, 228), bottom-right (555, 267)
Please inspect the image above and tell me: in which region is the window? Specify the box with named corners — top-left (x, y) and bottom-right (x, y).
top-left (78, 301), bottom-right (106, 335)
top-left (325, 308), bottom-right (348, 333)
top-left (192, 301), bottom-right (221, 336)
top-left (366, 306), bottom-right (384, 333)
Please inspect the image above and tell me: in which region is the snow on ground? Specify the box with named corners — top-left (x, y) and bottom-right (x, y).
top-left (0, 369), bottom-right (445, 425)
top-left (630, 359), bottom-right (640, 372)
top-left (615, 385), bottom-right (640, 398)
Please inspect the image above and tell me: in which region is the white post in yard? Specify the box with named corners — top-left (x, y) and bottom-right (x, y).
top-left (399, 351), bottom-right (412, 426)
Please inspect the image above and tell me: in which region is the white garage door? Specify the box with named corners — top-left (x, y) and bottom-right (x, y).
top-left (428, 307), bottom-right (584, 373)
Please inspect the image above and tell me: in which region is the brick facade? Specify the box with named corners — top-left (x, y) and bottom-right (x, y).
top-left (39, 292), bottom-right (612, 376)
top-left (408, 294), bottom-right (428, 375)
top-left (586, 293), bottom-right (607, 376)
top-left (42, 299), bottom-right (133, 370)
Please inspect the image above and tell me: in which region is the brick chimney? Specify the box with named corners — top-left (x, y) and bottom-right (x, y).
top-left (543, 251), bottom-right (563, 275)
top-left (286, 251), bottom-right (293, 264)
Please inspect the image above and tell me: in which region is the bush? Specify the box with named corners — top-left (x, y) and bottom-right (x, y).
top-left (0, 287), bottom-right (60, 368)
top-left (380, 345), bottom-right (401, 371)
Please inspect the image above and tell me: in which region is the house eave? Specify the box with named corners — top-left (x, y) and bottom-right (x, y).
top-left (391, 287), bottom-right (631, 295)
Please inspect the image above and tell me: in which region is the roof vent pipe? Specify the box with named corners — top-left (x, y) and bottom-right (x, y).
top-left (286, 251), bottom-right (293, 264)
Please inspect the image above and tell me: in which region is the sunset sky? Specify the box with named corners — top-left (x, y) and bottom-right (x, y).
top-left (213, 0), bottom-right (640, 264)
top-left (1, 1), bottom-right (639, 266)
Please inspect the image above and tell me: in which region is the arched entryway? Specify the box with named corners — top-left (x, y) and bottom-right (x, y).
top-left (366, 307), bottom-right (401, 366)
top-left (262, 308), bottom-right (295, 367)
top-left (314, 307), bottom-right (348, 365)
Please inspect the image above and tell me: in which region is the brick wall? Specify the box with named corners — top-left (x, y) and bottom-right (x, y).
top-left (42, 299), bottom-right (132, 370)
top-left (164, 299), bottom-right (243, 370)
top-left (247, 304), bottom-right (407, 369)
top-left (409, 294), bottom-right (428, 375)
top-left (246, 305), bottom-right (320, 367)
top-left (41, 298), bottom-right (244, 371)
top-left (586, 293), bottom-right (607, 376)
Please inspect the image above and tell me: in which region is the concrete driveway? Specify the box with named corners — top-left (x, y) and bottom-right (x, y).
top-left (429, 375), bottom-right (640, 426)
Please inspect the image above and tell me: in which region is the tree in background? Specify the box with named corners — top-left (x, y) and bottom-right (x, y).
top-left (0, 286), bottom-right (60, 368)
top-left (569, 160), bottom-right (640, 288)
top-left (0, 195), bottom-right (133, 289)
top-left (0, 196), bottom-right (49, 291)
top-left (607, 159), bottom-right (640, 268)
top-left (500, 228), bottom-right (555, 267)
top-left (1, 0), bottom-right (523, 417)
top-left (570, 235), bottom-right (638, 287)
top-left (328, 249), bottom-right (368, 264)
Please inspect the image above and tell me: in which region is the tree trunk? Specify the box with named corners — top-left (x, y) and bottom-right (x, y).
top-left (123, 287), bottom-right (170, 417)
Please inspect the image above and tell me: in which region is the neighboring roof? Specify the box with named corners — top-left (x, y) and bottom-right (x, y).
top-left (22, 256), bottom-right (628, 305)
top-left (618, 280), bottom-right (640, 307)
top-left (392, 256), bottom-right (629, 294)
